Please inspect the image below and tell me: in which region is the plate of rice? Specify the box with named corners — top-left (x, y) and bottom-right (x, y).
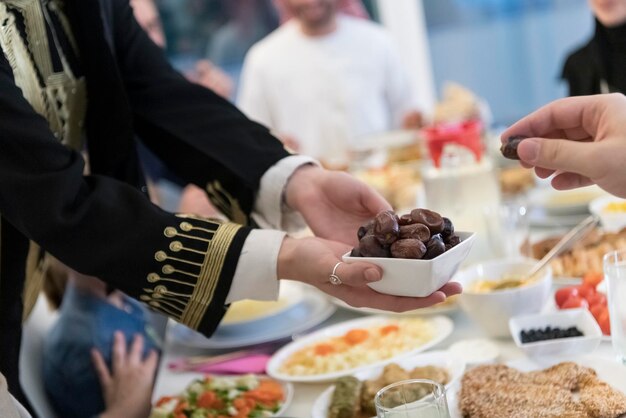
top-left (266, 315), bottom-right (453, 383)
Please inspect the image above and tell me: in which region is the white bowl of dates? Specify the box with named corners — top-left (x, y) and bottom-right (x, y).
top-left (343, 209), bottom-right (475, 297)
top-left (509, 309), bottom-right (602, 358)
top-left (454, 259), bottom-right (552, 337)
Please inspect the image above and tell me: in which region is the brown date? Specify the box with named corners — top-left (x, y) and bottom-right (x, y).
top-left (390, 239), bottom-right (426, 259)
top-left (399, 223), bottom-right (431, 242)
top-left (358, 219), bottom-right (375, 240)
top-left (359, 235), bottom-right (391, 258)
top-left (374, 210), bottom-right (400, 245)
top-left (500, 135), bottom-right (528, 160)
top-left (441, 217), bottom-right (454, 239)
top-left (424, 235), bottom-right (446, 259)
top-left (445, 234), bottom-right (461, 248)
top-left (410, 208), bottom-right (444, 234)
top-left (350, 246), bottom-right (361, 257)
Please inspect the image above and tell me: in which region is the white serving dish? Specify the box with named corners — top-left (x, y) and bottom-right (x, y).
top-left (266, 315), bottom-right (453, 383)
top-left (219, 281), bottom-right (304, 329)
top-left (342, 232), bottom-right (475, 297)
top-left (169, 285), bottom-right (336, 349)
top-left (454, 259), bottom-right (552, 337)
top-left (589, 195), bottom-right (626, 232)
top-left (311, 350), bottom-right (465, 418)
top-left (330, 295), bottom-right (459, 316)
top-left (509, 308), bottom-right (602, 358)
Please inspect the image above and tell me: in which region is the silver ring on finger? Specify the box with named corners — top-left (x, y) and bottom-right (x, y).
top-left (329, 262), bottom-right (343, 286)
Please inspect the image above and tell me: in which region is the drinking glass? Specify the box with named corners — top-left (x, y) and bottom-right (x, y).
top-left (605, 249), bottom-right (626, 364)
top-left (375, 379), bottom-right (450, 418)
top-left (484, 199), bottom-right (529, 259)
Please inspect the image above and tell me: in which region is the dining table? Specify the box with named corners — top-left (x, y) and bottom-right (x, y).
top-left (152, 176), bottom-right (623, 417)
top-left (153, 296), bottom-right (619, 417)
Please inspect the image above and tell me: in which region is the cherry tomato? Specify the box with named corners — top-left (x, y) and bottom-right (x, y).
top-left (597, 308), bottom-right (611, 335)
top-left (561, 295), bottom-right (589, 310)
top-left (590, 304), bottom-right (606, 320)
top-left (583, 271), bottom-right (604, 289)
top-left (555, 286), bottom-right (579, 308)
top-left (586, 292), bottom-right (607, 308)
top-left (577, 284), bottom-right (596, 300)
top-left (583, 271), bottom-right (604, 288)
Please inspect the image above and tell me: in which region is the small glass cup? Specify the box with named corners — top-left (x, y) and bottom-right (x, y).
top-left (375, 379), bottom-right (450, 418)
top-left (604, 249), bottom-right (626, 364)
top-left (484, 199), bottom-right (529, 259)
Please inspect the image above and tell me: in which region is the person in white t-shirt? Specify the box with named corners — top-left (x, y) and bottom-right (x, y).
top-left (238, 0), bottom-right (422, 166)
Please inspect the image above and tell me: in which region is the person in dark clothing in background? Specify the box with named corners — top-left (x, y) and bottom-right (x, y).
top-left (562, 0), bottom-right (626, 95)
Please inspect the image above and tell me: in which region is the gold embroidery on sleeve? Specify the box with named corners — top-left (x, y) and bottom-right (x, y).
top-left (143, 216), bottom-right (241, 329)
top-left (206, 181), bottom-right (247, 225)
top-left (0, 1), bottom-right (87, 151)
top-left (22, 242), bottom-right (48, 321)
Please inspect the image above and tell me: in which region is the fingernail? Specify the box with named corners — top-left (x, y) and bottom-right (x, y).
top-left (365, 269), bottom-right (381, 282)
top-left (519, 138), bottom-right (539, 162)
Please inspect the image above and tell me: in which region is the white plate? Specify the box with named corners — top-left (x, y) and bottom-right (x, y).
top-left (266, 315), bottom-right (454, 383)
top-left (527, 207), bottom-right (589, 229)
top-left (151, 374), bottom-right (293, 416)
top-left (168, 285), bottom-right (336, 349)
top-left (331, 296), bottom-right (458, 316)
top-left (220, 281), bottom-right (304, 328)
top-left (448, 356), bottom-right (626, 418)
top-left (311, 350), bottom-right (465, 418)
top-left (528, 186), bottom-right (607, 216)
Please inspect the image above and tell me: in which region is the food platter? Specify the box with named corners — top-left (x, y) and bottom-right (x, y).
top-left (531, 228), bottom-right (626, 281)
top-left (151, 373), bottom-right (293, 417)
top-left (168, 284), bottom-right (336, 349)
top-left (266, 315), bottom-right (453, 383)
top-left (310, 350), bottom-right (465, 418)
top-left (447, 356), bottom-right (626, 417)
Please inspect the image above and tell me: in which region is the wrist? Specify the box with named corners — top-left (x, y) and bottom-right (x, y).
top-left (284, 164), bottom-right (322, 211)
top-left (277, 236), bottom-right (297, 280)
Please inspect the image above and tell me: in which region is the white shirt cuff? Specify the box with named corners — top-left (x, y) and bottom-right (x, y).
top-left (225, 229), bottom-right (286, 303)
top-left (251, 155), bottom-right (319, 232)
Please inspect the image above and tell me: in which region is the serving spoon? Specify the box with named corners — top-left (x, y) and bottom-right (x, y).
top-left (526, 214), bottom-right (600, 279)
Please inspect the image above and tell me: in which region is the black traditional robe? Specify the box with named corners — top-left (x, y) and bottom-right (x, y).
top-left (0, 0), bottom-right (289, 403)
top-left (562, 18), bottom-right (626, 96)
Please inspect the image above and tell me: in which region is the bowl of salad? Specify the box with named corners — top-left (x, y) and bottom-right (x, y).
top-left (151, 374), bottom-right (293, 418)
